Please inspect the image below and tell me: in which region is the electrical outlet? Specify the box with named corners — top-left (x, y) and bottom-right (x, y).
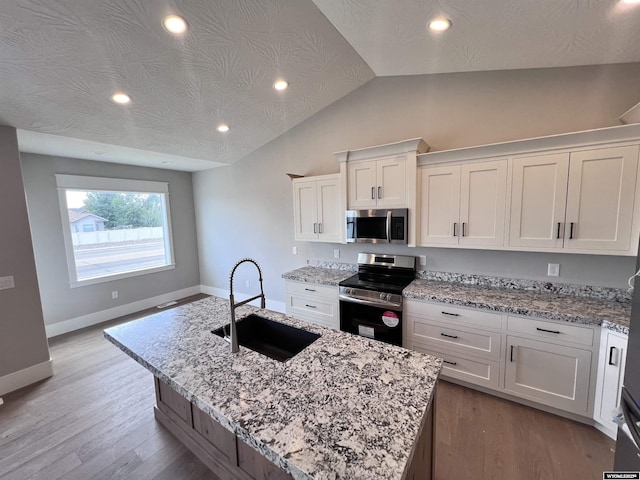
top-left (245, 280), bottom-right (250, 288)
top-left (292, 246), bottom-right (297, 255)
top-left (334, 249), bottom-right (340, 259)
top-left (112, 290), bottom-right (118, 299)
top-left (0, 275), bottom-right (15, 290)
top-left (419, 255), bottom-right (427, 266)
top-left (547, 263), bottom-right (560, 277)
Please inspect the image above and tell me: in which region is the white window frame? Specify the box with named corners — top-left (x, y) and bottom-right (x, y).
top-left (55, 174), bottom-right (176, 288)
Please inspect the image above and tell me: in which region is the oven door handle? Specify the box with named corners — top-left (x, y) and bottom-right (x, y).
top-left (339, 294), bottom-right (402, 312)
top-left (386, 210), bottom-right (392, 243)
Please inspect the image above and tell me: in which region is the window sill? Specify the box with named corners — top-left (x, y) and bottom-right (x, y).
top-left (69, 264), bottom-right (176, 288)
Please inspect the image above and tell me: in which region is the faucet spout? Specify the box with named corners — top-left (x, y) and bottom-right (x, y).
top-left (228, 258), bottom-right (266, 353)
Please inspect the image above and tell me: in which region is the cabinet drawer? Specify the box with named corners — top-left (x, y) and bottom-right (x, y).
top-left (410, 343), bottom-right (500, 388)
top-left (285, 281), bottom-right (337, 300)
top-left (408, 317), bottom-right (501, 359)
top-left (507, 315), bottom-right (594, 346)
top-left (405, 300), bottom-right (503, 330)
top-left (192, 403), bottom-right (238, 465)
top-left (286, 294), bottom-right (339, 330)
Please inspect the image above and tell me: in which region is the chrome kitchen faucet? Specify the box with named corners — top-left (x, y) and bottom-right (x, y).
top-left (227, 258), bottom-right (266, 353)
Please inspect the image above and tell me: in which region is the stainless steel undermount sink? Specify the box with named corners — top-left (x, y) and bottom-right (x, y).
top-left (211, 314), bottom-right (320, 362)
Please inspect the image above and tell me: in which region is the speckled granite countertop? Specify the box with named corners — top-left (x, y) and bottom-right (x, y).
top-left (405, 280), bottom-right (631, 334)
top-left (282, 266), bottom-right (354, 286)
top-left (104, 296), bottom-right (442, 480)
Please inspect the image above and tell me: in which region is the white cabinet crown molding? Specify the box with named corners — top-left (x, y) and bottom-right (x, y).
top-left (620, 102), bottom-right (640, 125)
top-left (335, 137), bottom-right (429, 163)
top-left (417, 124), bottom-right (640, 166)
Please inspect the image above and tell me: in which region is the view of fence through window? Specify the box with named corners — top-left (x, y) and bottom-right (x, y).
top-left (66, 190), bottom-right (169, 281)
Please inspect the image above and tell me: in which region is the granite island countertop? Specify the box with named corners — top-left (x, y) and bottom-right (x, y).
top-left (104, 296), bottom-right (442, 480)
top-left (282, 266), bottom-right (355, 286)
top-left (404, 279), bottom-right (631, 334)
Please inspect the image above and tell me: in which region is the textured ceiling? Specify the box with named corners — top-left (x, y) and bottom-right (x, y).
top-left (1, 1), bottom-right (640, 171)
top-left (0, 0), bottom-right (374, 171)
top-left (312, 0), bottom-right (640, 76)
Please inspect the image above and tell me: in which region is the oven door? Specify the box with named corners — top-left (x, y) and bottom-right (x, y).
top-left (339, 299), bottom-right (403, 346)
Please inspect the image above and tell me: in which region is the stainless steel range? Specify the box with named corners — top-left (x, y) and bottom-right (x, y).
top-left (339, 253), bottom-right (416, 346)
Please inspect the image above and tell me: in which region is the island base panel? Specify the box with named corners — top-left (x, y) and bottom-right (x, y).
top-left (154, 377), bottom-right (293, 480)
top-left (404, 389), bottom-right (435, 480)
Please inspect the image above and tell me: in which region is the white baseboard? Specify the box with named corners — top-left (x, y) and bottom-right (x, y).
top-left (45, 285), bottom-right (202, 338)
top-left (0, 359), bottom-right (53, 396)
top-left (200, 285), bottom-right (286, 314)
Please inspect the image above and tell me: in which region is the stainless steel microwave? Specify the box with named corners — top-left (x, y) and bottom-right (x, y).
top-left (345, 209), bottom-right (408, 244)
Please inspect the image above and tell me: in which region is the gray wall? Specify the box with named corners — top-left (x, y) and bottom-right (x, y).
top-left (193, 63), bottom-right (640, 302)
top-left (0, 126), bottom-right (50, 377)
top-left (20, 154), bottom-right (200, 326)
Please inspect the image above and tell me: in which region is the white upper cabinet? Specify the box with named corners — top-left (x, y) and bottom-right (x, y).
top-left (565, 146), bottom-right (639, 252)
top-left (509, 145), bottom-right (640, 252)
top-left (292, 174), bottom-right (343, 243)
top-left (347, 155), bottom-right (406, 209)
top-left (418, 159), bottom-right (507, 247)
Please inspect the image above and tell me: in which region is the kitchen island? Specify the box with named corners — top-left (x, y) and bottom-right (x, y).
top-left (104, 296), bottom-right (441, 480)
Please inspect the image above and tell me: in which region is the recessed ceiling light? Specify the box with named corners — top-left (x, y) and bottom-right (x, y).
top-left (428, 18), bottom-right (452, 32)
top-left (274, 80), bottom-right (289, 91)
top-left (163, 15), bottom-right (188, 35)
top-left (217, 124), bottom-right (230, 133)
top-left (111, 92), bottom-right (131, 104)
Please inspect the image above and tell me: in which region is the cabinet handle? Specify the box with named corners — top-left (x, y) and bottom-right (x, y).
top-left (462, 222), bottom-right (466, 237)
top-left (453, 222), bottom-right (457, 237)
top-left (313, 223), bottom-right (317, 233)
top-left (569, 222), bottom-right (574, 240)
top-left (305, 304), bottom-right (317, 309)
top-left (318, 223), bottom-right (322, 234)
top-left (609, 346), bottom-right (617, 366)
top-left (304, 288), bottom-right (316, 292)
top-left (536, 327), bottom-right (561, 334)
top-left (440, 333), bottom-right (459, 339)
top-left (510, 345), bottom-right (514, 362)
top-left (556, 222), bottom-right (561, 239)
top-left (441, 311), bottom-right (460, 317)
top-left (371, 187), bottom-right (375, 200)
top-left (378, 186), bottom-right (382, 199)
top-left (443, 360), bottom-right (457, 366)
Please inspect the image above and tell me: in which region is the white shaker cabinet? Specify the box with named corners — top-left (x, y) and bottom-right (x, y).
top-left (347, 155), bottom-right (406, 209)
top-left (418, 159), bottom-right (507, 247)
top-left (292, 174), bottom-right (343, 243)
top-left (284, 280), bottom-right (339, 330)
top-left (594, 329), bottom-right (628, 439)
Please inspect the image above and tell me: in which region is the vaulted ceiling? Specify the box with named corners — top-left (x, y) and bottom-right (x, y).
top-left (1, 0), bottom-right (639, 171)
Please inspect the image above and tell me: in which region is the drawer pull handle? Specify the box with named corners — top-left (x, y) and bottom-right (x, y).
top-left (305, 304), bottom-right (317, 309)
top-left (609, 346), bottom-right (618, 366)
top-left (440, 333), bottom-right (459, 339)
top-left (441, 311), bottom-right (460, 317)
top-left (304, 288), bottom-right (316, 292)
top-left (536, 327), bottom-right (561, 334)
top-left (443, 360), bottom-right (457, 366)
top-left (510, 345), bottom-right (514, 362)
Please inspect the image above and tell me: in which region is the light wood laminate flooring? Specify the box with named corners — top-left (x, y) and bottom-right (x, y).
top-left (0, 296), bottom-right (614, 480)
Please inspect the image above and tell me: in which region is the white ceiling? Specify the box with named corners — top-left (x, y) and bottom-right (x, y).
top-left (2, 1), bottom-right (640, 171)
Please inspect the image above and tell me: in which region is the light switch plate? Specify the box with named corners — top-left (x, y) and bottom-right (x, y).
top-left (0, 276), bottom-right (15, 290)
top-left (292, 246), bottom-right (297, 255)
top-left (547, 263), bottom-right (560, 277)
top-left (419, 255), bottom-right (427, 266)
top-left (334, 249), bottom-right (340, 258)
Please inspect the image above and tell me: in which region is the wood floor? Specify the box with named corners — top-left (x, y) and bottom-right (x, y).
top-left (0, 296), bottom-right (615, 480)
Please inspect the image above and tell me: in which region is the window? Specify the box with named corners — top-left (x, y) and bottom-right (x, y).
top-left (56, 175), bottom-right (175, 287)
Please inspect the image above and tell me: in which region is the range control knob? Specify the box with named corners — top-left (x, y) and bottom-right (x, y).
top-left (386, 294), bottom-right (393, 301)
top-left (379, 293), bottom-right (385, 300)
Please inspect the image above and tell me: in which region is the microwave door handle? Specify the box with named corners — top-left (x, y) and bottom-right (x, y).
top-left (386, 211), bottom-right (391, 242)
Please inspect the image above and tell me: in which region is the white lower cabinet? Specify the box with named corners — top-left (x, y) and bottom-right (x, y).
top-left (405, 299), bottom-right (600, 419)
top-left (594, 329), bottom-right (628, 439)
top-left (504, 335), bottom-right (592, 414)
top-left (284, 280), bottom-right (339, 330)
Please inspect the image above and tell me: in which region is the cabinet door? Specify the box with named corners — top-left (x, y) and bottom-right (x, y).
top-left (505, 336), bottom-right (592, 413)
top-left (509, 153), bottom-right (569, 248)
top-left (317, 178), bottom-right (342, 243)
top-left (565, 145), bottom-right (639, 251)
top-left (376, 156), bottom-right (407, 208)
top-left (292, 180), bottom-right (318, 241)
top-left (347, 160), bottom-right (377, 209)
top-left (597, 332), bottom-right (627, 426)
top-left (418, 165), bottom-right (460, 245)
top-left (459, 160), bottom-right (508, 246)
